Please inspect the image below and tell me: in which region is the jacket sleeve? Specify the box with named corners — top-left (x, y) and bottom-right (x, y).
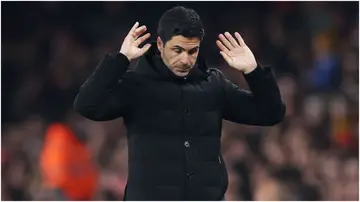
top-left (73, 53), bottom-right (131, 121)
top-left (220, 64), bottom-right (286, 126)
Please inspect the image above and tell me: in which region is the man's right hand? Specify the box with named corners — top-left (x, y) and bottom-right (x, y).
top-left (120, 22), bottom-right (152, 61)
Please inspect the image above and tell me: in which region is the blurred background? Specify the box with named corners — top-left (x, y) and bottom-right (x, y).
top-left (1, 1), bottom-right (359, 201)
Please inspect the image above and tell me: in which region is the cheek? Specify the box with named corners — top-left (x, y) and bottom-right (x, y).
top-left (161, 52), bottom-right (172, 65)
top-left (190, 56), bottom-right (197, 64)
top-left (168, 55), bottom-right (182, 65)
top-left (190, 52), bottom-right (199, 62)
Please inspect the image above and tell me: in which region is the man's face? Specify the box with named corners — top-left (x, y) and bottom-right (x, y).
top-left (157, 35), bottom-right (200, 77)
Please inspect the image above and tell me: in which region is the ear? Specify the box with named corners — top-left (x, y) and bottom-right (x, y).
top-left (157, 37), bottom-right (164, 53)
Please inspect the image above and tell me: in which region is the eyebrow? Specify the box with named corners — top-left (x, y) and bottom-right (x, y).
top-left (172, 45), bottom-right (199, 52)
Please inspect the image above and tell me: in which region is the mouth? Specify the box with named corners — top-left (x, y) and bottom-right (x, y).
top-left (178, 69), bottom-right (189, 73)
top-left (177, 67), bottom-right (191, 73)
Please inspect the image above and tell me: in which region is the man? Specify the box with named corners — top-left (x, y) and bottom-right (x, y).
top-left (74, 6), bottom-right (285, 201)
top-left (40, 122), bottom-right (99, 200)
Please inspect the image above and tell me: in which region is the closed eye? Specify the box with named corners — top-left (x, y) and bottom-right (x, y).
top-left (174, 48), bottom-right (182, 54)
top-left (188, 47), bottom-right (199, 55)
top-left (172, 45), bottom-right (199, 55)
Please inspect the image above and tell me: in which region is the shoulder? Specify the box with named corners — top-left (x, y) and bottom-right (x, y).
top-left (206, 68), bottom-right (227, 84)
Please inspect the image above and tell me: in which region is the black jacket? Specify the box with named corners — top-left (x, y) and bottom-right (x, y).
top-left (74, 43), bottom-right (286, 201)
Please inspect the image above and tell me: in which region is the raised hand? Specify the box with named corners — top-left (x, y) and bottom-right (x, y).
top-left (120, 22), bottom-right (152, 61)
top-left (216, 32), bottom-right (257, 73)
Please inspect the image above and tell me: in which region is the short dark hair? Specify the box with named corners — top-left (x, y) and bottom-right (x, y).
top-left (157, 6), bottom-right (205, 45)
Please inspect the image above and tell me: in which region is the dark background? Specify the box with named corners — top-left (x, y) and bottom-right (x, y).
top-left (1, 1), bottom-right (359, 200)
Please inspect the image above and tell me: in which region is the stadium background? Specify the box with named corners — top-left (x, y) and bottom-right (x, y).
top-left (1, 1), bottom-right (359, 200)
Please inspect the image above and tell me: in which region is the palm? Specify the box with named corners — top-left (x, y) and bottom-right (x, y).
top-left (123, 36), bottom-right (143, 58)
top-left (216, 32), bottom-right (257, 72)
top-left (120, 22), bottom-right (152, 61)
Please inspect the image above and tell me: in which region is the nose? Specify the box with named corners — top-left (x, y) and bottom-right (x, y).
top-left (179, 53), bottom-right (191, 65)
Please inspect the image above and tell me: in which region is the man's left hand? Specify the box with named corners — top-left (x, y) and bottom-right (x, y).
top-left (216, 32), bottom-right (257, 74)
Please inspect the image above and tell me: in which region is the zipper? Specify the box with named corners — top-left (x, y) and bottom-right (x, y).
top-left (218, 156), bottom-right (222, 164)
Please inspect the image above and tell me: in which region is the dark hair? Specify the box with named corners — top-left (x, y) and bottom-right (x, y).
top-left (157, 6), bottom-right (205, 45)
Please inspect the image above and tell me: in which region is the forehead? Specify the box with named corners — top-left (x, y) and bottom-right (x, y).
top-left (166, 35), bottom-right (200, 49)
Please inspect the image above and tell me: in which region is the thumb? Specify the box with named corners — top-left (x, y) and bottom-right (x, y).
top-left (220, 51), bottom-right (232, 64)
top-left (139, 44), bottom-right (151, 56)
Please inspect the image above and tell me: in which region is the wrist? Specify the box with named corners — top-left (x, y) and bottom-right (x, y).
top-left (243, 66), bottom-right (257, 74)
top-left (119, 51), bottom-right (131, 62)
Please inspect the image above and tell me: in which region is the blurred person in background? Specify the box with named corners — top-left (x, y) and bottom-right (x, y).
top-left (74, 5), bottom-right (285, 201)
top-left (39, 116), bottom-right (99, 200)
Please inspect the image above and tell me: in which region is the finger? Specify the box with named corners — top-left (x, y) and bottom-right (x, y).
top-left (225, 32), bottom-right (240, 48)
top-left (139, 43), bottom-right (152, 55)
top-left (220, 51), bottom-right (232, 64)
top-left (135, 33), bottom-right (151, 46)
top-left (235, 32), bottom-right (246, 46)
top-left (133, 26), bottom-right (147, 38)
top-left (128, 22), bottom-right (139, 37)
top-left (216, 40), bottom-right (230, 54)
top-left (219, 34), bottom-right (234, 50)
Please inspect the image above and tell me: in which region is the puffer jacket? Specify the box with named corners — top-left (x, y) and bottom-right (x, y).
top-left (74, 43), bottom-right (285, 200)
